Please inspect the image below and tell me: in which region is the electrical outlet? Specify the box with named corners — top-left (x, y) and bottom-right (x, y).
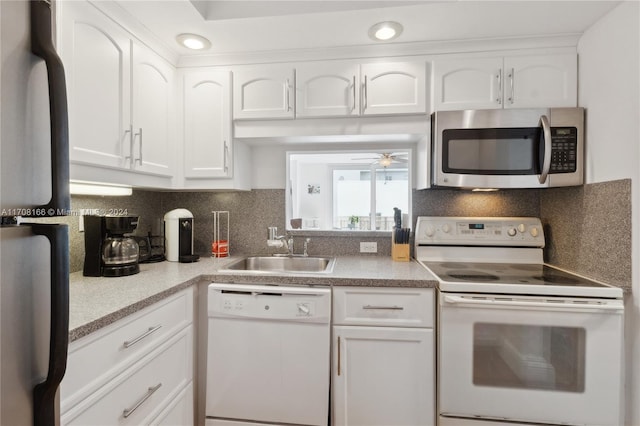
top-left (360, 242), bottom-right (377, 253)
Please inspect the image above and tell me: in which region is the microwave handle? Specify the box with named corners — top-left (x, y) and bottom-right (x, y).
top-left (538, 115), bottom-right (552, 184)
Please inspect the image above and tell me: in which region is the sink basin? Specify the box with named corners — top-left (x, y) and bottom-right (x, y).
top-left (220, 256), bottom-right (336, 274)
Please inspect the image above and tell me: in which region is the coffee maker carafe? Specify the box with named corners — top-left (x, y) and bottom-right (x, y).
top-left (83, 216), bottom-right (140, 277)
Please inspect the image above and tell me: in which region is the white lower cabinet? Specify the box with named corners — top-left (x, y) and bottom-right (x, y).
top-left (60, 288), bottom-right (195, 425)
top-left (332, 287), bottom-right (435, 426)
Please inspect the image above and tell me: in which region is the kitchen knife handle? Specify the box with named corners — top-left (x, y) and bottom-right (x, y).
top-left (30, 223), bottom-right (70, 426)
top-left (30, 0), bottom-right (70, 216)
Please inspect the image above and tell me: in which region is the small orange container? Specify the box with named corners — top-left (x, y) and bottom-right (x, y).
top-left (212, 240), bottom-right (229, 257)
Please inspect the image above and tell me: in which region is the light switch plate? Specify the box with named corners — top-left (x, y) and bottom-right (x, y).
top-left (360, 242), bottom-right (377, 253)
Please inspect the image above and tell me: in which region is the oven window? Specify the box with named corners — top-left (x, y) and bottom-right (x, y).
top-left (443, 128), bottom-right (541, 175)
top-left (472, 323), bottom-right (585, 392)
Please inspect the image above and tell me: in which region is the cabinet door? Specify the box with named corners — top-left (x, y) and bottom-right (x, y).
top-left (296, 61), bottom-right (359, 117)
top-left (433, 57), bottom-right (503, 111)
top-left (504, 54), bottom-right (577, 108)
top-left (131, 42), bottom-right (175, 177)
top-left (333, 326), bottom-right (435, 426)
top-left (233, 65), bottom-right (295, 119)
top-left (58, 1), bottom-right (131, 169)
top-left (183, 70), bottom-right (232, 178)
top-left (361, 61), bottom-right (427, 115)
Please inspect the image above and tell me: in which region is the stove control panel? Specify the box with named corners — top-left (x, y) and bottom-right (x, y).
top-left (415, 216), bottom-right (544, 247)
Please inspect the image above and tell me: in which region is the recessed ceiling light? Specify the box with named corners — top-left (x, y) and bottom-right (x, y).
top-left (368, 21), bottom-right (403, 42)
top-left (176, 33), bottom-right (211, 50)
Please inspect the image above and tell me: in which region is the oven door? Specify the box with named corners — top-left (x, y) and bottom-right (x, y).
top-left (431, 108), bottom-right (583, 189)
top-left (438, 292), bottom-right (624, 426)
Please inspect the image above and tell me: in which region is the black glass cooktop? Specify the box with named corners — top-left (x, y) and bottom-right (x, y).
top-left (425, 262), bottom-right (608, 288)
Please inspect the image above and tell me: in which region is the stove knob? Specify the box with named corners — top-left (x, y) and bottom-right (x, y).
top-left (507, 227), bottom-right (517, 237)
top-left (442, 224), bottom-right (451, 234)
top-left (517, 223), bottom-right (526, 233)
top-left (425, 225), bottom-right (435, 237)
top-left (530, 227), bottom-right (539, 237)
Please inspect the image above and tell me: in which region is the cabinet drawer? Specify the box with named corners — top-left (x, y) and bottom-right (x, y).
top-left (333, 287), bottom-right (434, 327)
top-left (150, 381), bottom-right (194, 426)
top-left (62, 288), bottom-right (194, 411)
top-left (62, 326), bottom-right (193, 425)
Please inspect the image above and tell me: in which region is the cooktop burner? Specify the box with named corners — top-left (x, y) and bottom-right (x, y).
top-left (447, 271), bottom-right (500, 281)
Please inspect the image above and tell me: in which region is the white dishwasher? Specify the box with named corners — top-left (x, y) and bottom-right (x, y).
top-left (206, 283), bottom-right (331, 426)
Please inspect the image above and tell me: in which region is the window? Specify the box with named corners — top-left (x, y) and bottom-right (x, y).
top-left (287, 151), bottom-right (411, 231)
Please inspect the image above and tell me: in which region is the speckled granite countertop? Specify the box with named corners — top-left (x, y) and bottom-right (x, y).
top-left (69, 255), bottom-right (438, 342)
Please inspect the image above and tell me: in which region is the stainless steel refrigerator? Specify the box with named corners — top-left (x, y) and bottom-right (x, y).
top-left (1, 0), bottom-right (70, 425)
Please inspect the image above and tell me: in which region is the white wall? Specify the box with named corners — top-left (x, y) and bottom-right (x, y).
top-left (577, 2), bottom-right (640, 424)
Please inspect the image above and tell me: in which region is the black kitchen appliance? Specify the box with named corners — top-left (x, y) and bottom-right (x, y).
top-left (83, 215), bottom-right (140, 277)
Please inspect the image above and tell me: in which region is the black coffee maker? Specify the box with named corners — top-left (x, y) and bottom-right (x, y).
top-left (83, 216), bottom-right (140, 277)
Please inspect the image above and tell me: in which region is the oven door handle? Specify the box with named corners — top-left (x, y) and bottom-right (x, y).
top-left (443, 295), bottom-right (623, 313)
top-left (538, 114), bottom-right (552, 184)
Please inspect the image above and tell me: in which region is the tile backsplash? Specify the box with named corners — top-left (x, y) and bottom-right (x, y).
top-left (64, 179), bottom-right (631, 290)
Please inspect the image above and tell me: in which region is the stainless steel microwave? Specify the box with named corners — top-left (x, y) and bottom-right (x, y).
top-left (431, 108), bottom-right (584, 189)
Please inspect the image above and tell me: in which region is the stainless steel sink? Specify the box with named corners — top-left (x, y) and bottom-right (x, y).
top-left (220, 256), bottom-right (336, 274)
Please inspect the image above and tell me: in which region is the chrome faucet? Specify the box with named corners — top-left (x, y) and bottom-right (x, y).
top-left (303, 238), bottom-right (310, 257)
top-left (267, 226), bottom-right (293, 255)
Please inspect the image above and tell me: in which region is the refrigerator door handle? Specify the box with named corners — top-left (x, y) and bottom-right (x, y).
top-left (29, 223), bottom-right (70, 426)
top-left (30, 0), bottom-right (71, 216)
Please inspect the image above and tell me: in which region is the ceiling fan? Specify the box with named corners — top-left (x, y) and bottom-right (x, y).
top-left (353, 152), bottom-right (409, 168)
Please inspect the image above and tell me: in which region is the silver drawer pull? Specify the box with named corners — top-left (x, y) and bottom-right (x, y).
top-left (362, 305), bottom-right (404, 310)
top-left (123, 383), bottom-right (162, 418)
top-left (123, 325), bottom-right (162, 348)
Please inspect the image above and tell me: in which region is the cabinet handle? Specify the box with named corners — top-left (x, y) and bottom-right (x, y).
top-left (362, 305), bottom-right (404, 310)
top-left (135, 128), bottom-right (143, 166)
top-left (363, 75), bottom-right (368, 111)
top-left (337, 336), bottom-right (341, 376)
top-left (285, 78), bottom-right (291, 112)
top-left (124, 124), bottom-right (134, 168)
top-left (508, 67), bottom-right (514, 104)
top-left (351, 75), bottom-right (356, 112)
top-left (496, 69), bottom-right (502, 104)
top-left (123, 325), bottom-right (162, 349)
top-left (223, 140), bottom-right (229, 173)
top-left (123, 383), bottom-right (162, 418)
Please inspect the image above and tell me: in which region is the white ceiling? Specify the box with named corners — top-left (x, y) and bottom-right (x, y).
top-left (114, 0), bottom-right (621, 57)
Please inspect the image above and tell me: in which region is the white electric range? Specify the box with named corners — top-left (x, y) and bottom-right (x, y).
top-left (415, 216), bottom-right (624, 426)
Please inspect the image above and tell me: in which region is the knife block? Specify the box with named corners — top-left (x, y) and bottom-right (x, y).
top-left (391, 229), bottom-right (410, 262)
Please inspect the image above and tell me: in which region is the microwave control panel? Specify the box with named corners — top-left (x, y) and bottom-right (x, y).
top-left (550, 127), bottom-right (577, 173)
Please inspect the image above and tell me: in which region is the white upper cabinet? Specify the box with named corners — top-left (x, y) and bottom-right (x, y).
top-left (131, 42), bottom-right (175, 176)
top-left (233, 65), bottom-right (295, 119)
top-left (237, 60), bottom-right (428, 120)
top-left (361, 61), bottom-right (428, 115)
top-left (59, 1), bottom-right (131, 169)
top-left (503, 54), bottom-right (577, 108)
top-left (59, 1), bottom-right (177, 182)
top-left (434, 53), bottom-right (577, 111)
top-left (295, 61), bottom-right (360, 118)
top-left (183, 70), bottom-right (232, 179)
top-left (433, 57), bottom-right (503, 111)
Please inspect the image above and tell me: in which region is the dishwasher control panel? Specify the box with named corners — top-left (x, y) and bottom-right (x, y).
top-left (209, 283), bottom-right (331, 324)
